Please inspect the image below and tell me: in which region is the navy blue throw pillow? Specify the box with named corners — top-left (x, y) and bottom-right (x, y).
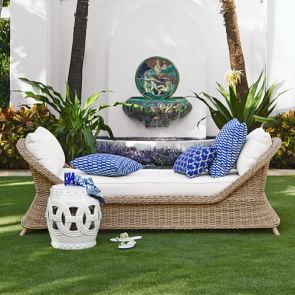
top-left (209, 118), bottom-right (247, 178)
top-left (70, 154), bottom-right (143, 177)
top-left (173, 145), bottom-right (216, 178)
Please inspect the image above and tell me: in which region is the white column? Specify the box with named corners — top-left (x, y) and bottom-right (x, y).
top-left (10, 0), bottom-right (49, 106)
top-left (266, 0), bottom-right (295, 113)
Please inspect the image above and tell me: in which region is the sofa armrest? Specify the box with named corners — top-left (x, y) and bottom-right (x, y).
top-left (212, 137), bottom-right (282, 202)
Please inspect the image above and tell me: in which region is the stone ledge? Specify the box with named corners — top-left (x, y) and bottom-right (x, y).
top-left (0, 170), bottom-right (31, 176)
top-left (268, 169), bottom-right (295, 176)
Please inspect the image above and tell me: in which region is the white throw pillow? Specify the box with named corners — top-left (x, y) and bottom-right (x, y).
top-left (237, 128), bottom-right (272, 175)
top-left (25, 127), bottom-right (65, 175)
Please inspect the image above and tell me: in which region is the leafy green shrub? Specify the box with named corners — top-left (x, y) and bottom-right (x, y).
top-left (193, 71), bottom-right (286, 132)
top-left (264, 110), bottom-right (295, 169)
top-left (0, 18), bottom-right (10, 109)
top-left (0, 104), bottom-right (58, 168)
top-left (20, 78), bottom-right (122, 162)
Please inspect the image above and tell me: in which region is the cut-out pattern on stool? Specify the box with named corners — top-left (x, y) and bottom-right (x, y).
top-left (46, 185), bottom-right (102, 250)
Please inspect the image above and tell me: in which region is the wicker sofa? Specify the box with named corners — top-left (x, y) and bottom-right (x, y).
top-left (16, 137), bottom-right (282, 236)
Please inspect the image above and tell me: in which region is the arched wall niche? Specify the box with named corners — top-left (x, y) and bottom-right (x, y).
top-left (106, 0), bottom-right (209, 138)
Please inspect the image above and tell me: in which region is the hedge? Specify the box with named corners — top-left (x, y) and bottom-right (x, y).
top-left (0, 18), bottom-right (10, 109)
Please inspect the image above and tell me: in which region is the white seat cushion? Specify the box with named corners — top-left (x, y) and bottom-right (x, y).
top-left (25, 127), bottom-right (65, 175)
top-left (59, 168), bottom-right (239, 197)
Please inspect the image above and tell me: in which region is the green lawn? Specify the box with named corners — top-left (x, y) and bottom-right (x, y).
top-left (0, 176), bottom-right (295, 295)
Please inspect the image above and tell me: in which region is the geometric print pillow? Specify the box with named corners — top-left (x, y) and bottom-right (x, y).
top-left (209, 118), bottom-right (247, 178)
top-left (173, 145), bottom-right (216, 178)
top-left (70, 153), bottom-right (143, 177)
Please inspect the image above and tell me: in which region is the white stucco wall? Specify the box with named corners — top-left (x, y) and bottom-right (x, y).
top-left (266, 0), bottom-right (295, 113)
top-left (10, 0), bottom-right (295, 137)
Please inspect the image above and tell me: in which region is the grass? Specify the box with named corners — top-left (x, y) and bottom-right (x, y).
top-left (0, 176), bottom-right (295, 295)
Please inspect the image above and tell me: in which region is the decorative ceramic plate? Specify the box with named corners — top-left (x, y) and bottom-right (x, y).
top-left (135, 56), bottom-right (179, 99)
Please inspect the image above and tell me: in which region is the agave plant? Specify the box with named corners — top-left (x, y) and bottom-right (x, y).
top-left (19, 78), bottom-right (123, 161)
top-left (192, 72), bottom-right (287, 132)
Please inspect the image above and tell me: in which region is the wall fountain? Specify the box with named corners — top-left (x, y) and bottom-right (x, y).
top-left (123, 56), bottom-right (192, 127)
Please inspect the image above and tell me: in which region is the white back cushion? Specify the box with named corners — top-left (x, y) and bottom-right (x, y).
top-left (237, 128), bottom-right (272, 175)
top-left (25, 127), bottom-right (65, 175)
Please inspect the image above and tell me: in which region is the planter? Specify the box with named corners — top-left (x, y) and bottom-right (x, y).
top-left (96, 137), bottom-right (215, 167)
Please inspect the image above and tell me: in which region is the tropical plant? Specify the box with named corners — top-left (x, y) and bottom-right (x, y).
top-left (264, 110), bottom-right (295, 169)
top-left (220, 0), bottom-right (249, 99)
top-left (68, 0), bottom-right (89, 101)
top-left (0, 17), bottom-right (10, 109)
top-left (192, 71), bottom-right (286, 132)
top-left (0, 104), bottom-right (58, 168)
top-left (19, 78), bottom-right (121, 161)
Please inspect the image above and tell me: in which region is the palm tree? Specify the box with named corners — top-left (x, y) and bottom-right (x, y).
top-left (220, 0), bottom-right (249, 100)
top-left (67, 0), bottom-right (89, 101)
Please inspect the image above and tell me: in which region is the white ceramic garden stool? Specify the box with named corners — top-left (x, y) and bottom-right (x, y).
top-left (46, 184), bottom-right (102, 250)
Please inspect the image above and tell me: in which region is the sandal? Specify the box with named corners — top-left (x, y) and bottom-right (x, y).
top-left (110, 232), bottom-right (142, 242)
top-left (118, 240), bottom-right (136, 249)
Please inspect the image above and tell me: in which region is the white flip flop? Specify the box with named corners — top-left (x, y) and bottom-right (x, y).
top-left (118, 240), bottom-right (136, 249)
top-left (110, 236), bottom-right (142, 242)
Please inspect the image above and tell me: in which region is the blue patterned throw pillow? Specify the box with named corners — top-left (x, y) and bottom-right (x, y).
top-left (173, 145), bottom-right (216, 178)
top-left (209, 118), bottom-right (247, 178)
top-left (70, 154), bottom-right (143, 177)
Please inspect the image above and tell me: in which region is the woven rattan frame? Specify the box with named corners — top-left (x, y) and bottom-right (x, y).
top-left (16, 137), bottom-right (281, 234)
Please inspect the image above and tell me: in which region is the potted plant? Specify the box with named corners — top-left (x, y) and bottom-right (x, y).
top-left (19, 78), bottom-right (123, 161)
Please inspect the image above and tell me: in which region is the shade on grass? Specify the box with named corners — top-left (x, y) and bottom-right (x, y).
top-left (0, 176), bottom-right (295, 295)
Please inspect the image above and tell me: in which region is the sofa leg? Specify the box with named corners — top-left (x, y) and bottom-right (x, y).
top-left (20, 228), bottom-right (28, 236)
top-left (272, 227), bottom-right (280, 236)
